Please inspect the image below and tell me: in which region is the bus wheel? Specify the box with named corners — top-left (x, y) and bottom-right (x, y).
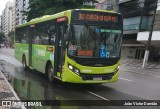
top-left (47, 64), bottom-right (54, 82)
top-left (22, 56), bottom-right (27, 69)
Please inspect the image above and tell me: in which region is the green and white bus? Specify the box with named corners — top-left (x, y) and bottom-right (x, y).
top-left (15, 9), bottom-right (123, 83)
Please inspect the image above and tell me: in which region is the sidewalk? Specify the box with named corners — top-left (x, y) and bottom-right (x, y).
top-left (0, 71), bottom-right (25, 109)
top-left (120, 58), bottom-right (160, 69)
top-left (120, 58), bottom-right (160, 77)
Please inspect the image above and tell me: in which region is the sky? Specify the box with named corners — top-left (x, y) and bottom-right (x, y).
top-left (0, 1), bottom-right (160, 15)
top-left (0, 0), bottom-right (13, 15)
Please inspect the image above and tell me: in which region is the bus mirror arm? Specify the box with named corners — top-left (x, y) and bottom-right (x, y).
top-left (64, 33), bottom-right (69, 48)
top-left (64, 34), bottom-right (68, 41)
top-left (65, 26), bottom-right (73, 41)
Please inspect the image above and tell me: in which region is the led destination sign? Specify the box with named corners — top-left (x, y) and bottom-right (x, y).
top-left (72, 10), bottom-right (120, 23)
top-left (79, 13), bottom-right (116, 22)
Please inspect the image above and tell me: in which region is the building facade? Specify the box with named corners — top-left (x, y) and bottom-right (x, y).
top-left (1, 0), bottom-right (29, 36)
top-left (1, 2), bottom-right (13, 36)
top-left (96, 0), bottom-right (160, 61)
top-left (96, 0), bottom-right (118, 11)
top-left (11, 0), bottom-right (16, 31)
top-left (15, 0), bottom-right (29, 26)
top-left (0, 16), bottom-right (2, 33)
top-left (137, 0), bottom-right (160, 61)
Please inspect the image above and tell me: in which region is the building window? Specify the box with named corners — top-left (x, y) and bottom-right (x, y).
top-left (102, 0), bottom-right (113, 10)
top-left (123, 16), bottom-right (141, 31)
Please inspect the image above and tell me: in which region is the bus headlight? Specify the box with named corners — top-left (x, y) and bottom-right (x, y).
top-left (68, 64), bottom-right (73, 70)
top-left (68, 64), bottom-right (80, 75)
top-left (114, 66), bottom-right (120, 74)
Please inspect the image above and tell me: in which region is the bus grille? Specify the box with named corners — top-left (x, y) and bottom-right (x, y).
top-left (80, 73), bottom-right (115, 81)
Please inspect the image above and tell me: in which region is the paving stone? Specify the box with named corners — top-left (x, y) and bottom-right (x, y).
top-left (0, 77), bottom-right (4, 80)
top-left (0, 92), bottom-right (14, 99)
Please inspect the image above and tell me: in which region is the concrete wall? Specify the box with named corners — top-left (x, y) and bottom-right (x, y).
top-left (154, 14), bottom-right (160, 30)
top-left (137, 31), bottom-right (160, 41)
top-left (121, 47), bottom-right (136, 59)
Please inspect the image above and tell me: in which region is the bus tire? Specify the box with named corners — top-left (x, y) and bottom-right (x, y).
top-left (47, 64), bottom-right (54, 82)
top-left (22, 56), bottom-right (27, 70)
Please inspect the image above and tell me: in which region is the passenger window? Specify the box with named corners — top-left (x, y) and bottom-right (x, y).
top-left (33, 21), bottom-right (56, 45)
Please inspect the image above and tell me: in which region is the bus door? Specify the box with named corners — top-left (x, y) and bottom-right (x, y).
top-left (29, 25), bottom-right (35, 67)
top-left (54, 18), bottom-right (67, 76)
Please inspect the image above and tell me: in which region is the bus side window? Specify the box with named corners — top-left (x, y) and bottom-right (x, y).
top-left (34, 23), bottom-right (47, 45)
top-left (35, 20), bottom-right (56, 45)
top-left (15, 28), bottom-right (28, 44)
top-left (48, 25), bottom-right (56, 45)
top-left (34, 36), bottom-right (41, 44)
top-left (46, 21), bottom-right (56, 45)
top-left (16, 28), bottom-right (22, 43)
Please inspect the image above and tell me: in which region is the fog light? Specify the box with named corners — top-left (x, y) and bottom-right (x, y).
top-left (74, 68), bottom-right (80, 75)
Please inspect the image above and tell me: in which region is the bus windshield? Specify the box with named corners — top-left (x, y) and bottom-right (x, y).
top-left (68, 24), bottom-right (122, 58)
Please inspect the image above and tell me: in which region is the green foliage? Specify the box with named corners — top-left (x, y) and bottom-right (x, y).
top-left (0, 33), bottom-right (5, 43)
top-left (25, 0), bottom-right (98, 21)
top-left (8, 31), bottom-right (15, 44)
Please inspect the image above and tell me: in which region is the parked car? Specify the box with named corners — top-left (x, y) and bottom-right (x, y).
top-left (0, 44), bottom-right (4, 48)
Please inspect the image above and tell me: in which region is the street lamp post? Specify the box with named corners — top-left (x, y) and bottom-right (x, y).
top-left (142, 0), bottom-right (158, 69)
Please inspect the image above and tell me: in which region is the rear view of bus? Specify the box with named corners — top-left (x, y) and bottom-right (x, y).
top-left (63, 9), bottom-right (123, 83)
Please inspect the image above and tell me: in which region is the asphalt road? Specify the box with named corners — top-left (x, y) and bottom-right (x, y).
top-left (0, 48), bottom-right (160, 109)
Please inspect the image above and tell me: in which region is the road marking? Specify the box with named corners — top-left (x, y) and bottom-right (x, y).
top-left (119, 77), bottom-right (132, 81)
top-left (121, 69), bottom-right (160, 78)
top-left (87, 91), bottom-right (109, 101)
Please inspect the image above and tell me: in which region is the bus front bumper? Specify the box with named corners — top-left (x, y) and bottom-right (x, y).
top-left (62, 68), bottom-right (119, 84)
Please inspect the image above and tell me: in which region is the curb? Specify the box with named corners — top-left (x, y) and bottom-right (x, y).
top-left (0, 71), bottom-right (26, 109)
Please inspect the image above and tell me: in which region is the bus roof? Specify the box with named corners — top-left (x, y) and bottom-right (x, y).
top-left (16, 9), bottom-right (118, 28)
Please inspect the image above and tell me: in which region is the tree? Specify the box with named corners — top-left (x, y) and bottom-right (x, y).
top-left (24, 0), bottom-right (98, 21)
top-left (0, 33), bottom-right (5, 43)
top-left (8, 31), bottom-right (15, 45)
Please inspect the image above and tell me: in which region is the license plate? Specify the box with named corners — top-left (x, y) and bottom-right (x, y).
top-left (93, 77), bottom-right (102, 81)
